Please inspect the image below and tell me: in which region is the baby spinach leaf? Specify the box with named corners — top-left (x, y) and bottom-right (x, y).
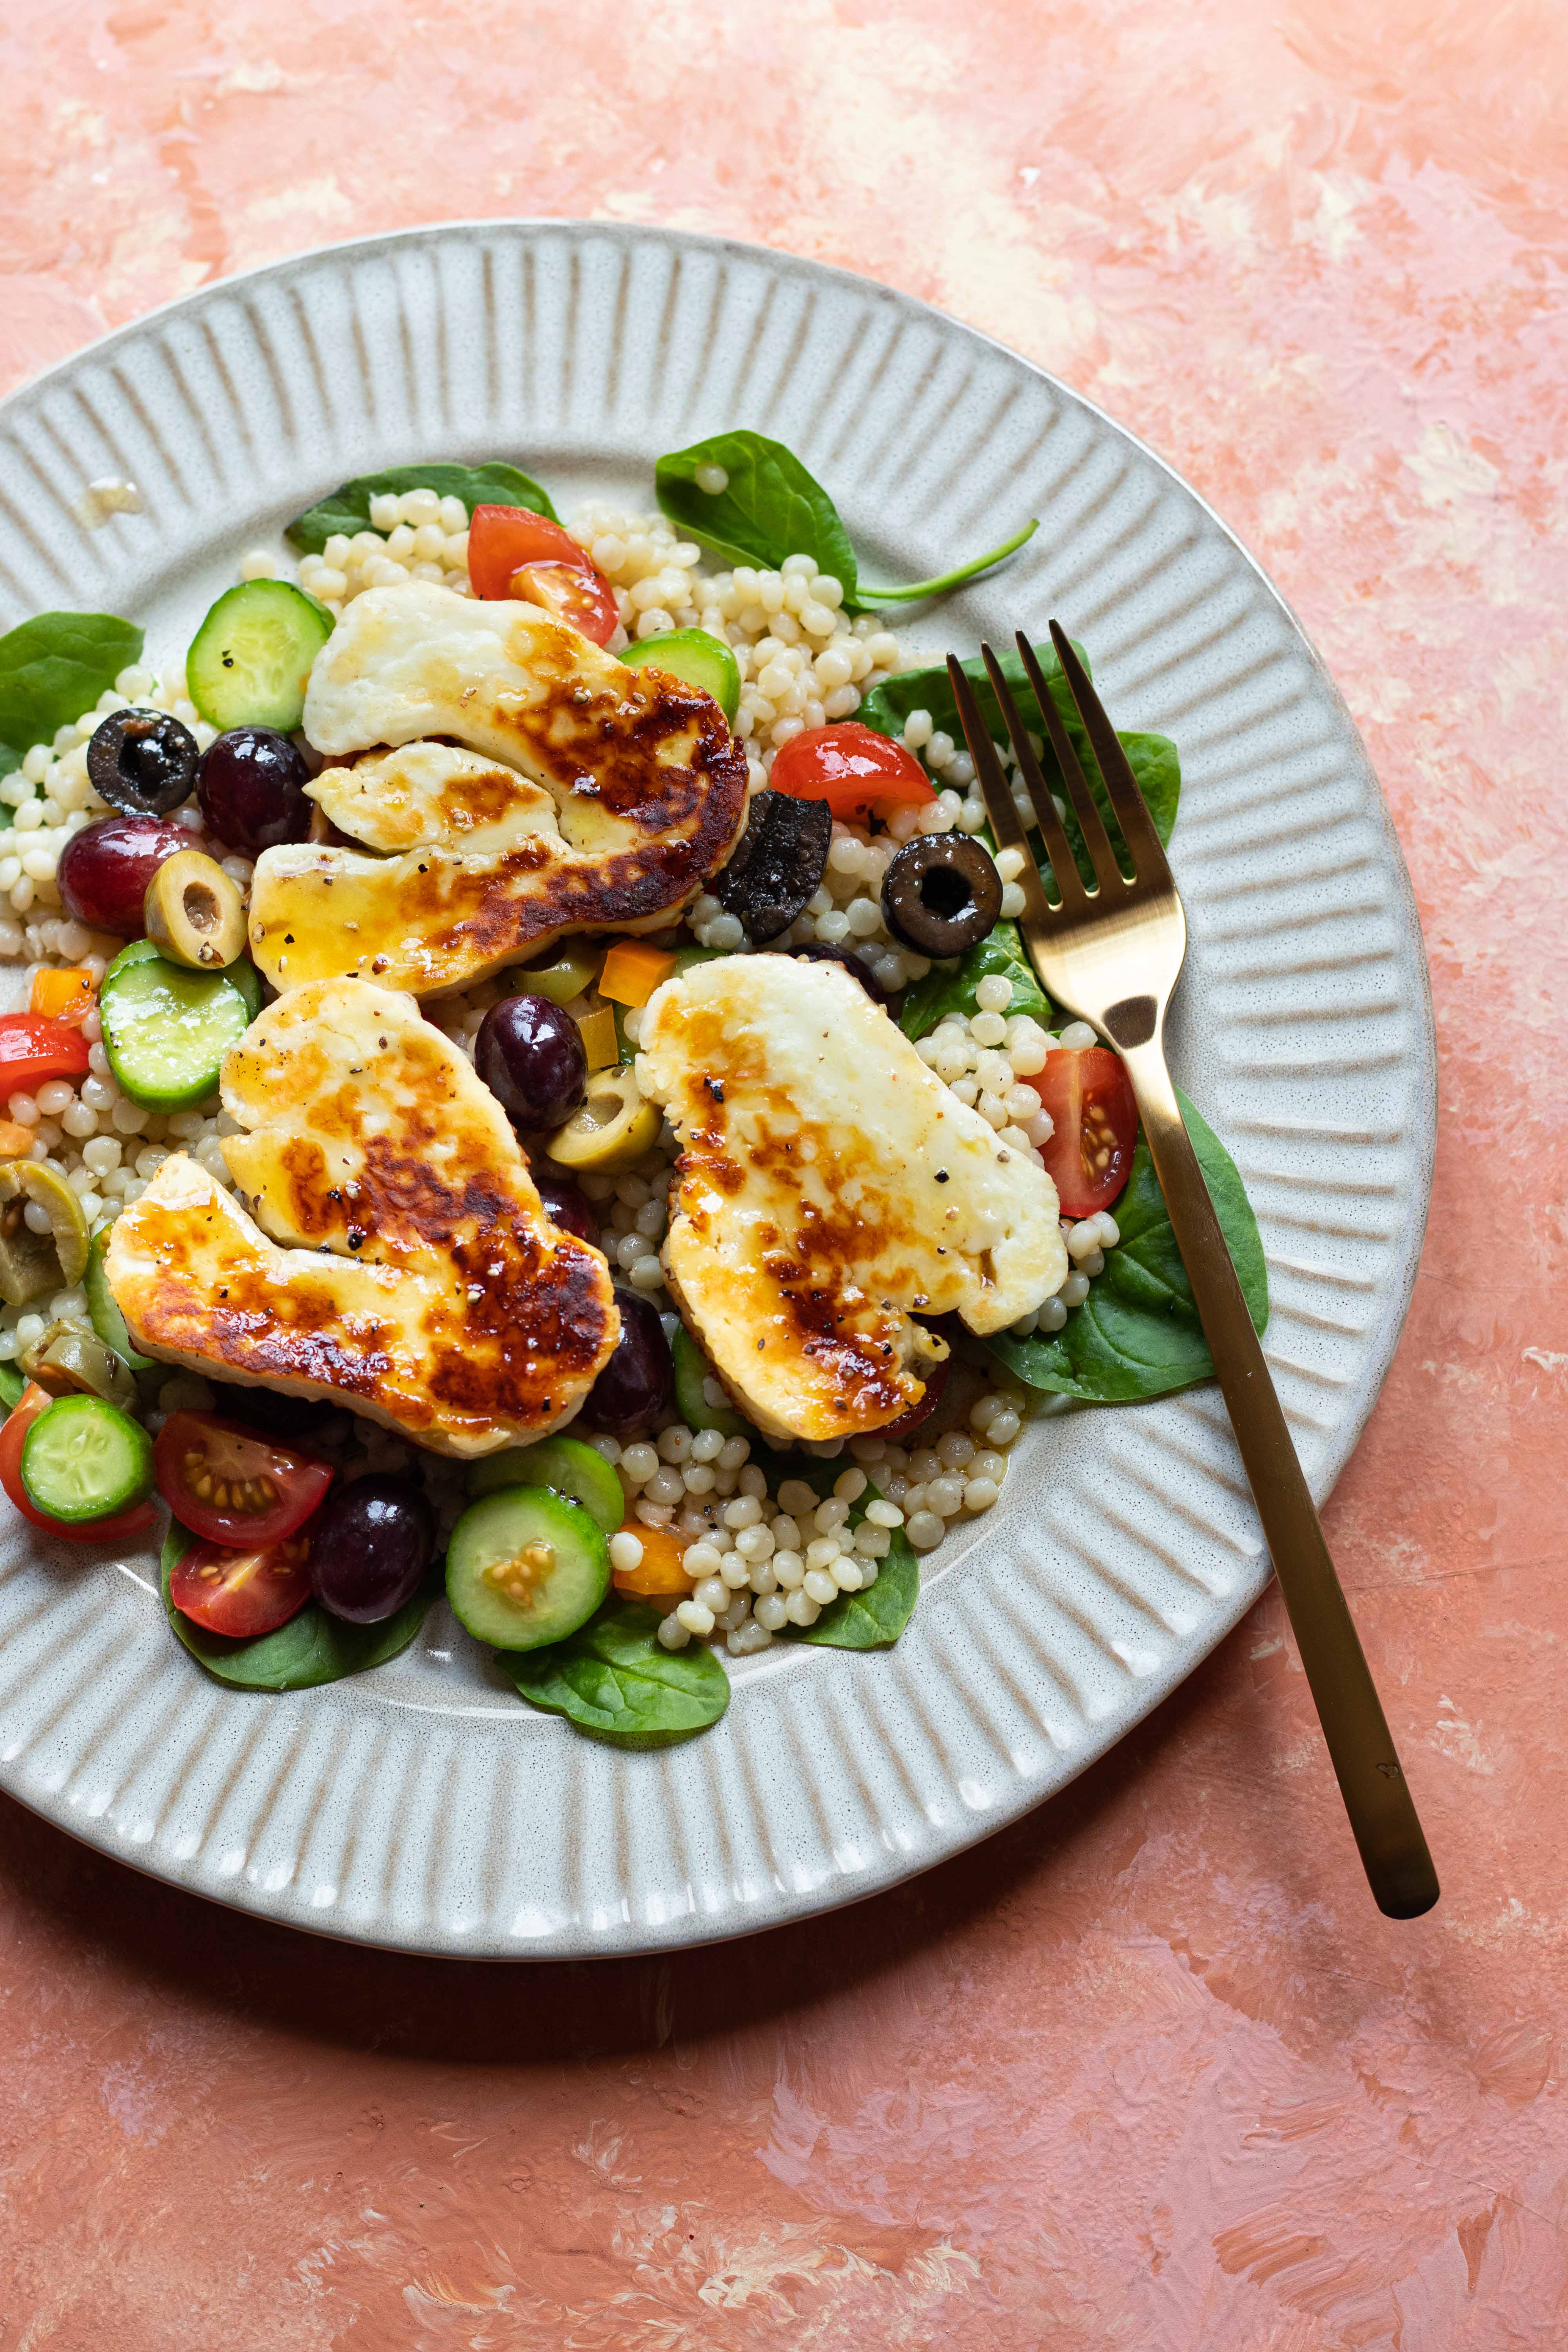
top-left (797, 1517), bottom-right (918, 1650)
top-left (284, 461), bottom-right (557, 554)
top-left (900, 921), bottom-right (1052, 1040)
top-left (984, 1091), bottom-right (1268, 1406)
top-left (160, 1520), bottom-right (436, 1691)
top-left (0, 612), bottom-right (144, 756)
top-left (656, 431), bottom-right (1034, 612)
top-left (656, 431), bottom-right (860, 598)
top-left (0, 744), bottom-right (20, 782)
top-left (860, 641), bottom-right (1180, 889)
top-left (745, 1456), bottom-right (920, 1651)
top-left (504, 1597), bottom-right (730, 1748)
top-left (0, 1363), bottom-right (24, 1410)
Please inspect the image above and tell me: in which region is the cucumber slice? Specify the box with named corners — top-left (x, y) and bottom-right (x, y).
top-left (86, 1226), bottom-right (153, 1372)
top-left (671, 1325), bottom-right (744, 1437)
top-left (20, 1394), bottom-right (154, 1523)
top-left (186, 580), bottom-right (334, 732)
top-left (100, 939), bottom-right (256, 1111)
top-left (446, 1485), bottom-right (610, 1651)
top-left (465, 1434), bottom-right (624, 1533)
top-left (621, 628), bottom-right (741, 724)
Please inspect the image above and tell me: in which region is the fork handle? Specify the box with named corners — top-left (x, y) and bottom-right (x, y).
top-left (1120, 1042), bottom-right (1439, 1919)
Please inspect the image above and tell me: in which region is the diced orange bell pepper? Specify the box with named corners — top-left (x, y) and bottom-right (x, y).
top-left (575, 1004), bottom-right (619, 1072)
top-left (598, 939), bottom-right (678, 1009)
top-left (29, 966), bottom-right (96, 1025)
top-left (0, 1120), bottom-right (34, 1159)
top-left (611, 1520), bottom-right (694, 1598)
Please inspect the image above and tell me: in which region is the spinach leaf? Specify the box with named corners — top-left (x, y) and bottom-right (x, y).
top-left (860, 641), bottom-right (1180, 889)
top-left (656, 432), bottom-right (860, 598)
top-left (160, 1520), bottom-right (437, 1691)
top-left (0, 744), bottom-right (19, 782)
top-left (0, 612), bottom-right (144, 756)
top-left (656, 430), bottom-right (1035, 612)
top-left (504, 1597), bottom-right (730, 1748)
top-left (0, 1363), bottom-right (24, 1410)
top-left (746, 1452), bottom-right (920, 1651)
top-left (900, 921), bottom-right (1052, 1041)
top-left (285, 461), bottom-right (557, 554)
top-left (985, 1091), bottom-right (1268, 1405)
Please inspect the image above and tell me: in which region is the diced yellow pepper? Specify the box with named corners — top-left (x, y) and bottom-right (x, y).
top-left (598, 939), bottom-right (678, 1009)
top-left (612, 1522), bottom-right (693, 1597)
top-left (575, 1005), bottom-right (619, 1072)
top-left (29, 966), bottom-right (96, 1024)
top-left (0, 1120), bottom-right (35, 1160)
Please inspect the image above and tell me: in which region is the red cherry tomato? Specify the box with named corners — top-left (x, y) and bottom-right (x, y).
top-left (1027, 1046), bottom-right (1139, 1218)
top-left (769, 723), bottom-right (936, 823)
top-left (467, 506), bottom-right (619, 646)
top-left (0, 1014), bottom-right (92, 1097)
top-left (169, 1528), bottom-right (313, 1639)
top-left (153, 1410), bottom-right (333, 1548)
top-left (0, 1382), bottom-right (157, 1544)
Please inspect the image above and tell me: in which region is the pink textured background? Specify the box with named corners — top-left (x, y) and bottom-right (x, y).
top-left (2, 2), bottom-right (1565, 2343)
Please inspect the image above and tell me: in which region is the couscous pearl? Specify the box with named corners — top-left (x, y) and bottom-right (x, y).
top-left (608, 1532), bottom-right (644, 1573)
top-left (690, 1426), bottom-right (726, 1463)
top-left (753, 1593), bottom-right (788, 1631)
top-left (784, 1589), bottom-right (820, 1626)
top-left (675, 1599), bottom-right (715, 1636)
top-left (964, 1477), bottom-right (1001, 1512)
top-left (772, 1551), bottom-right (805, 1587)
top-left (682, 1541), bottom-right (722, 1579)
top-left (723, 1494), bottom-right (762, 1530)
top-left (682, 1462), bottom-right (716, 1494)
top-left (719, 1554), bottom-right (753, 1590)
top-left (657, 1615), bottom-right (692, 1650)
top-left (973, 1450), bottom-right (1008, 1483)
top-left (987, 1408), bottom-right (1022, 1445)
top-left (621, 1442), bottom-right (659, 1485)
top-left (906, 1511), bottom-right (944, 1551)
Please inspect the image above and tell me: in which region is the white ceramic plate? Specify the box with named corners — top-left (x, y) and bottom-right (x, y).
top-left (0, 223), bottom-right (1434, 1957)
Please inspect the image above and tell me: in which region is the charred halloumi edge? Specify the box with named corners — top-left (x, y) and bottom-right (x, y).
top-left (636, 955), bottom-right (1069, 1443)
top-left (104, 978), bottom-right (620, 1458)
top-left (248, 581), bottom-right (748, 998)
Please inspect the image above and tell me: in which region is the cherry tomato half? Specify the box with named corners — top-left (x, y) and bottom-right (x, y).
top-left (769, 723), bottom-right (936, 823)
top-left (467, 506), bottom-right (619, 646)
top-left (0, 1382), bottom-right (157, 1544)
top-left (154, 1410), bottom-right (333, 1548)
top-left (0, 1013), bottom-right (92, 1098)
top-left (169, 1528), bottom-right (313, 1639)
top-left (1027, 1045), bottom-right (1139, 1218)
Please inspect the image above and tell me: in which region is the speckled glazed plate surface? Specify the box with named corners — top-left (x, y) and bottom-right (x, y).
top-left (0, 222), bottom-right (1435, 1958)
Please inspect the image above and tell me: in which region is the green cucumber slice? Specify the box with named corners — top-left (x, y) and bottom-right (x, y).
top-left (186, 580), bottom-right (334, 731)
top-left (20, 1394), bottom-right (153, 1522)
top-left (86, 1225), bottom-right (153, 1372)
top-left (446, 1485), bottom-right (610, 1651)
top-left (100, 939), bottom-right (256, 1111)
top-left (671, 1324), bottom-right (744, 1437)
top-left (465, 1433), bottom-right (623, 1532)
top-left (621, 628), bottom-right (741, 724)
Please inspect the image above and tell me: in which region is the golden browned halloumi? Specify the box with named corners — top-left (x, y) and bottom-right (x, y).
top-left (104, 978), bottom-right (619, 1456)
top-left (247, 581), bottom-right (748, 996)
top-left (637, 955), bottom-right (1069, 1443)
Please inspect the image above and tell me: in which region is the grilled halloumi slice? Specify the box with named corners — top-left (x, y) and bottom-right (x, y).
top-left (104, 978), bottom-right (619, 1457)
top-left (637, 955), bottom-right (1068, 1443)
top-left (248, 581), bottom-right (748, 997)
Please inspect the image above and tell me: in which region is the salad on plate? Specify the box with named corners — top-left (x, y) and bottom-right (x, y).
top-left (0, 431), bottom-right (1265, 1749)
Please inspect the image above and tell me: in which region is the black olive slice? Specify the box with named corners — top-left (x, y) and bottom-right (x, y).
top-left (87, 707), bottom-right (199, 818)
top-left (714, 788), bottom-right (831, 944)
top-left (771, 939), bottom-right (892, 1009)
top-left (881, 833), bottom-right (1003, 957)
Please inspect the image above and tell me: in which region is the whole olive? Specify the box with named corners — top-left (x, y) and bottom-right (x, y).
top-left (476, 993), bottom-right (588, 1132)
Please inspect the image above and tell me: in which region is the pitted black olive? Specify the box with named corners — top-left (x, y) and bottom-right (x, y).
top-left (880, 833), bottom-right (1003, 958)
top-left (714, 788), bottom-right (831, 943)
top-left (86, 707), bottom-right (199, 818)
top-left (773, 939), bottom-right (892, 1009)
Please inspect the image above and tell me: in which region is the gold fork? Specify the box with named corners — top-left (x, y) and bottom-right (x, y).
top-left (951, 624), bottom-right (1439, 1920)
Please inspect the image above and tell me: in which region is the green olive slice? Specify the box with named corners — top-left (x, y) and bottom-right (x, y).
top-left (143, 849), bottom-right (248, 971)
top-left (0, 1162), bottom-right (91, 1307)
top-left (20, 1319), bottom-right (138, 1409)
top-left (511, 940), bottom-right (603, 1008)
top-left (545, 1063), bottom-right (662, 1174)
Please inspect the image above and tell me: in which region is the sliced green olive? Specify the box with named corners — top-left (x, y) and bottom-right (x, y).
top-left (546, 1063), bottom-right (661, 1173)
top-left (511, 940), bottom-right (603, 1008)
top-left (143, 849), bottom-right (248, 971)
top-left (20, 1319), bottom-right (138, 1409)
top-left (0, 1162), bottom-right (91, 1308)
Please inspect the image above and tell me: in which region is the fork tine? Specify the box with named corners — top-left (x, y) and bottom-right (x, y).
top-left (976, 644), bottom-right (1086, 906)
top-left (1011, 635), bottom-right (1126, 896)
top-left (945, 657), bottom-right (1066, 925)
top-left (1046, 621), bottom-right (1172, 885)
